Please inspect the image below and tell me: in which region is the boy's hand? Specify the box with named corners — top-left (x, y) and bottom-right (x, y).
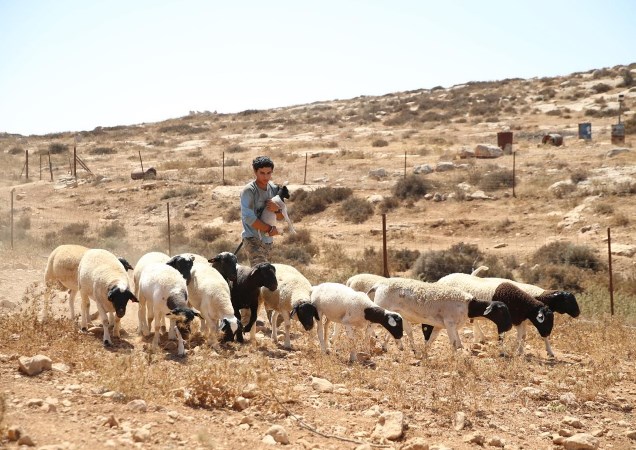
top-left (265, 200), bottom-right (279, 212)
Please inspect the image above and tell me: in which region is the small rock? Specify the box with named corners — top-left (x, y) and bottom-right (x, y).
top-left (262, 435), bottom-right (277, 445)
top-left (103, 415), bottom-right (119, 428)
top-left (563, 433), bottom-right (599, 450)
top-left (18, 354), bottom-right (52, 376)
top-left (310, 376), bottom-right (334, 393)
top-left (265, 425), bottom-right (290, 445)
top-left (52, 363), bottom-right (71, 373)
top-left (132, 428), bottom-right (151, 442)
top-left (454, 411), bottom-right (466, 431)
top-left (17, 434), bottom-right (35, 446)
top-left (7, 425), bottom-right (21, 441)
top-left (487, 436), bottom-right (505, 447)
top-left (400, 437), bottom-right (429, 450)
top-left (127, 399), bottom-right (147, 412)
top-left (563, 416), bottom-right (584, 429)
top-left (463, 431), bottom-right (484, 445)
top-left (241, 383), bottom-right (259, 399)
top-left (233, 396), bottom-right (249, 411)
top-left (372, 411), bottom-right (405, 441)
top-left (625, 430), bottom-right (636, 439)
top-left (102, 391), bottom-right (125, 401)
top-left (26, 398), bottom-right (44, 407)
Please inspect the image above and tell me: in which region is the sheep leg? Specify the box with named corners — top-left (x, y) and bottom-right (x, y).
top-left (330, 323), bottom-right (342, 344)
top-left (137, 296), bottom-right (148, 336)
top-left (402, 320), bottom-right (418, 355)
top-left (270, 311), bottom-right (279, 344)
top-left (168, 318), bottom-right (177, 340)
top-left (233, 307), bottom-right (245, 343)
top-left (113, 316), bottom-right (121, 338)
top-left (152, 311), bottom-right (163, 352)
top-left (68, 289), bottom-right (77, 321)
top-left (317, 317), bottom-right (328, 354)
top-left (424, 328), bottom-right (442, 348)
top-left (445, 323), bottom-right (463, 350)
top-left (322, 318), bottom-right (332, 353)
top-left (79, 292), bottom-right (90, 331)
top-left (515, 322), bottom-right (527, 355)
top-left (95, 304), bottom-right (112, 347)
top-left (473, 320), bottom-right (486, 343)
top-left (544, 336), bottom-right (555, 358)
top-left (364, 323), bottom-right (375, 353)
top-left (174, 326), bottom-right (185, 357)
top-left (282, 310), bottom-right (292, 349)
top-left (345, 325), bottom-right (357, 362)
top-left (244, 303), bottom-right (258, 335)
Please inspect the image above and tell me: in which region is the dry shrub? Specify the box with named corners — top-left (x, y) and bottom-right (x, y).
top-left (89, 146), bottom-right (116, 155)
top-left (339, 197), bottom-right (374, 224)
top-left (49, 142), bottom-right (68, 154)
top-left (476, 168), bottom-right (516, 191)
top-left (393, 174), bottom-right (433, 200)
top-left (160, 186), bottom-right (201, 200)
top-left (530, 241), bottom-right (604, 271)
top-left (271, 229), bottom-right (319, 265)
top-left (195, 226), bottom-right (224, 242)
top-left (371, 138), bottom-right (389, 147)
top-left (378, 196), bottom-right (399, 214)
top-left (223, 207), bottom-right (241, 223)
top-left (593, 202), bottom-right (614, 215)
top-left (290, 187), bottom-right (352, 220)
top-left (570, 168), bottom-right (589, 184)
top-left (98, 221), bottom-right (126, 239)
top-left (225, 144), bottom-right (248, 153)
top-left (8, 146), bottom-right (23, 155)
top-left (412, 242), bottom-right (512, 282)
top-left (158, 124), bottom-right (208, 134)
top-left (610, 212), bottom-right (630, 227)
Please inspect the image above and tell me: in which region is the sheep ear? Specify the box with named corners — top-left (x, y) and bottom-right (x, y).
top-left (290, 306), bottom-right (298, 318)
top-left (536, 310), bottom-right (545, 323)
top-left (128, 292), bottom-right (139, 303)
top-left (483, 303), bottom-right (494, 316)
top-left (388, 316), bottom-right (397, 327)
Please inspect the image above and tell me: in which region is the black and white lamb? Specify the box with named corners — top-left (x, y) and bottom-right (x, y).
top-left (295, 282), bottom-right (403, 362)
top-left (471, 266), bottom-right (580, 318)
top-left (77, 249), bottom-right (139, 347)
top-left (230, 263), bottom-right (278, 343)
top-left (260, 185), bottom-right (296, 235)
top-left (437, 273), bottom-right (555, 357)
top-left (367, 277), bottom-right (512, 355)
top-left (138, 260), bottom-right (201, 356)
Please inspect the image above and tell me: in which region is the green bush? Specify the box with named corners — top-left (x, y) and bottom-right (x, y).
top-left (339, 197), bottom-right (374, 224)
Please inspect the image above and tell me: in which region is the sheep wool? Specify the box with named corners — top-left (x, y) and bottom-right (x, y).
top-left (133, 251), bottom-right (170, 335)
top-left (44, 244), bottom-right (89, 320)
top-left (345, 273), bottom-right (388, 294)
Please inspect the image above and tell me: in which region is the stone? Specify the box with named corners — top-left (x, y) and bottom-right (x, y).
top-left (549, 180), bottom-right (577, 198)
top-left (563, 433), bottom-right (599, 450)
top-left (26, 398), bottom-right (44, 407)
top-left (625, 430), bottom-right (636, 439)
top-left (470, 190), bottom-right (493, 200)
top-left (435, 162), bottom-right (455, 172)
top-left (474, 144), bottom-right (503, 158)
top-left (563, 416), bottom-right (584, 429)
top-left (103, 415), bottom-right (119, 428)
top-left (265, 425), bottom-right (290, 444)
top-left (18, 354), bottom-right (52, 376)
top-left (606, 148), bottom-right (630, 158)
top-left (17, 434), bottom-right (35, 446)
top-left (367, 194), bottom-right (384, 204)
top-left (310, 376), bottom-right (334, 393)
top-left (413, 164), bottom-right (433, 175)
top-left (487, 436), bottom-right (505, 447)
top-left (453, 411), bottom-right (466, 431)
top-left (372, 411), bottom-right (405, 441)
top-left (7, 425), bottom-right (21, 441)
top-left (241, 383), bottom-right (259, 399)
top-left (611, 244), bottom-right (636, 257)
top-left (369, 168), bottom-right (388, 178)
top-left (132, 428), bottom-right (151, 442)
top-left (463, 431), bottom-right (484, 445)
top-left (126, 399), bottom-right (147, 412)
top-left (262, 435), bottom-right (277, 445)
top-left (52, 363), bottom-right (71, 373)
top-left (233, 396), bottom-right (249, 411)
top-left (400, 437), bottom-right (429, 450)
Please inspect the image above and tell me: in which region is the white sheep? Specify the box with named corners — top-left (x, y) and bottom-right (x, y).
top-left (296, 282), bottom-right (403, 362)
top-left (367, 277), bottom-right (512, 355)
top-left (138, 261), bottom-right (201, 356)
top-left (188, 261), bottom-right (240, 351)
top-left (259, 263), bottom-right (312, 349)
top-left (345, 273), bottom-right (388, 294)
top-left (78, 249), bottom-right (138, 346)
top-left (437, 273), bottom-right (555, 357)
top-left (133, 251), bottom-right (170, 334)
top-left (44, 244), bottom-right (88, 320)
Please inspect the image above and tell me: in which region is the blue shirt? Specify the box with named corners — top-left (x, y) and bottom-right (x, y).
top-left (240, 180), bottom-right (278, 242)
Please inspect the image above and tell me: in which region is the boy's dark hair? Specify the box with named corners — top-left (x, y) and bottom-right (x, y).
top-left (252, 156), bottom-right (274, 171)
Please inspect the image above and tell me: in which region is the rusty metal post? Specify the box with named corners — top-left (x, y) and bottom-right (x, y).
top-left (303, 153), bottom-right (308, 184)
top-left (10, 189), bottom-right (14, 250)
top-left (608, 227), bottom-right (614, 316)
top-left (382, 214), bottom-right (389, 277)
top-left (48, 151), bottom-right (53, 182)
top-left (138, 150), bottom-right (144, 173)
top-left (167, 202), bottom-right (172, 255)
top-left (39, 153), bottom-right (42, 180)
top-left (512, 151), bottom-right (516, 198)
top-left (73, 145), bottom-right (77, 179)
top-left (222, 151), bottom-right (225, 184)
top-left (25, 150), bottom-right (29, 179)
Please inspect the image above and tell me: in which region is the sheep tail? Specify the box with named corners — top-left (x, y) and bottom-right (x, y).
top-left (471, 266), bottom-right (489, 276)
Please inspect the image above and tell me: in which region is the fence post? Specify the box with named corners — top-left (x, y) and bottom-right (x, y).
top-left (26, 150), bottom-right (29, 180)
top-left (40, 153), bottom-right (42, 180)
top-left (222, 151), bottom-right (225, 184)
top-left (73, 145), bottom-right (77, 179)
top-left (10, 189), bottom-right (14, 250)
top-left (48, 151), bottom-right (53, 182)
top-left (167, 202), bottom-right (172, 255)
top-left (382, 214), bottom-right (389, 277)
top-left (138, 150), bottom-right (144, 173)
top-left (607, 227), bottom-right (614, 316)
top-left (303, 153), bottom-right (308, 184)
top-left (512, 151), bottom-right (516, 198)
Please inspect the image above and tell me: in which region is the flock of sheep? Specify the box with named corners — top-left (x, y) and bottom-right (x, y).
top-left (44, 244), bottom-right (580, 361)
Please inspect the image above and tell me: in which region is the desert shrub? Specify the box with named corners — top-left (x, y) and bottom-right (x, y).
top-left (160, 186), bottom-right (201, 200)
top-left (49, 142), bottom-right (68, 154)
top-left (338, 149), bottom-right (364, 159)
top-left (8, 146), bottom-right (23, 155)
top-left (546, 109), bottom-right (563, 116)
top-left (591, 83), bottom-right (612, 94)
top-left (390, 248), bottom-right (420, 272)
top-left (593, 202), bottom-right (614, 215)
top-left (258, 133), bottom-right (268, 138)
top-left (148, 139), bottom-right (166, 146)
top-left (162, 223), bottom-right (189, 249)
top-left (16, 215), bottom-right (31, 230)
top-left (290, 187), bottom-right (352, 220)
top-left (226, 144), bottom-right (248, 153)
top-left (224, 157), bottom-right (240, 167)
top-left (98, 222), bottom-right (126, 239)
top-left (89, 147), bottom-right (116, 155)
top-left (223, 207), bottom-right (241, 222)
top-left (530, 241), bottom-right (604, 271)
top-left (339, 197), bottom-right (374, 224)
top-left (60, 221), bottom-right (90, 238)
top-left (269, 230), bottom-right (318, 265)
top-left (412, 242), bottom-right (512, 282)
top-left (624, 114), bottom-right (636, 135)
top-left (478, 168), bottom-right (516, 191)
top-left (393, 175), bottom-right (432, 200)
top-left (610, 213), bottom-right (630, 227)
top-left (195, 226), bottom-right (224, 242)
top-left (372, 139), bottom-right (389, 147)
top-left (570, 169), bottom-right (589, 184)
top-left (158, 124), bottom-right (208, 134)
top-left (378, 196), bottom-right (400, 214)
top-left (518, 264), bottom-right (587, 293)
top-left (619, 69), bottom-right (634, 87)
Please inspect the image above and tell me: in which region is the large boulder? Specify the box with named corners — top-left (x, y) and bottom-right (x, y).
top-left (474, 144), bottom-right (503, 158)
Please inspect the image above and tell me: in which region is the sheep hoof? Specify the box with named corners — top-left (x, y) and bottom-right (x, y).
top-left (103, 340), bottom-right (113, 347)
